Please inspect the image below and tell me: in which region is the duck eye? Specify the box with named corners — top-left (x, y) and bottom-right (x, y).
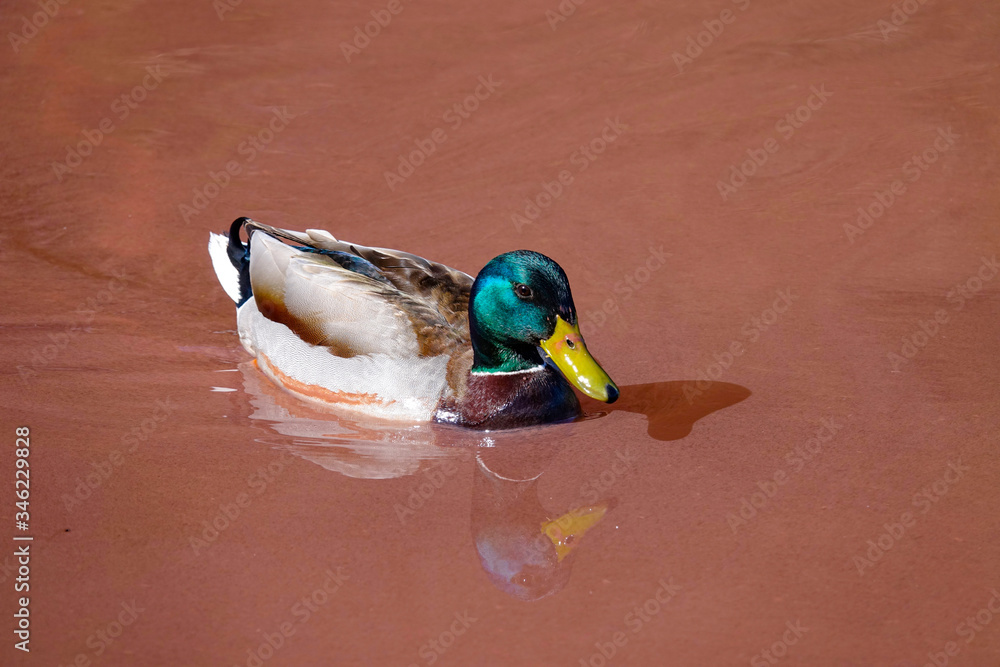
top-left (514, 283), bottom-right (533, 299)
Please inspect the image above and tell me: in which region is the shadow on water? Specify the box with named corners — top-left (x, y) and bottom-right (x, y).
top-left (229, 361), bottom-right (750, 599)
top-left (581, 380), bottom-right (752, 441)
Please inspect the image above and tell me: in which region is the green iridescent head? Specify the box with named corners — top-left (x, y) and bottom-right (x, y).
top-left (469, 251), bottom-right (618, 403)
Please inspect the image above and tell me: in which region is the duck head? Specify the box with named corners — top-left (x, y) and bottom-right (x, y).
top-left (469, 250), bottom-right (619, 403)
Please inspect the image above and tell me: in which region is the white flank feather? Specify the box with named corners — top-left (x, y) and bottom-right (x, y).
top-left (236, 299), bottom-right (448, 421)
top-left (208, 233), bottom-right (242, 303)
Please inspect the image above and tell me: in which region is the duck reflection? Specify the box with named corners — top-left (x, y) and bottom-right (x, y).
top-left (238, 359), bottom-right (454, 479)
top-left (472, 439), bottom-right (610, 601)
top-left (232, 361), bottom-right (749, 599)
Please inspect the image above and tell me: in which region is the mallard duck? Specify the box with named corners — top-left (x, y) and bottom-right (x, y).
top-left (208, 217), bottom-right (618, 429)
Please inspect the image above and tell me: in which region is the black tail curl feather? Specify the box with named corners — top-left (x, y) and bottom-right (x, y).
top-left (228, 217), bottom-right (253, 306)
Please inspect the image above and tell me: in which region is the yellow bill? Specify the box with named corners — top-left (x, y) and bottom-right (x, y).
top-left (539, 316), bottom-right (619, 403)
top-left (541, 504), bottom-right (609, 562)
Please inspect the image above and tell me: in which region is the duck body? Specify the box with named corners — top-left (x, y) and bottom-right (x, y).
top-left (437, 366), bottom-right (582, 429)
top-left (209, 218), bottom-right (617, 429)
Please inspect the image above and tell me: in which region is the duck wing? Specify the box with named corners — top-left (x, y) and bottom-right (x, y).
top-left (246, 221), bottom-right (472, 333)
top-left (245, 223), bottom-right (472, 359)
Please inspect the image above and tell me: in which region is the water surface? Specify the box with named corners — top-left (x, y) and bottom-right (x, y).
top-left (2, 0), bottom-right (999, 665)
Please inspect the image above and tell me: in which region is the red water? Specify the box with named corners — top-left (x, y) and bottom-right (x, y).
top-left (2, 0), bottom-right (999, 664)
